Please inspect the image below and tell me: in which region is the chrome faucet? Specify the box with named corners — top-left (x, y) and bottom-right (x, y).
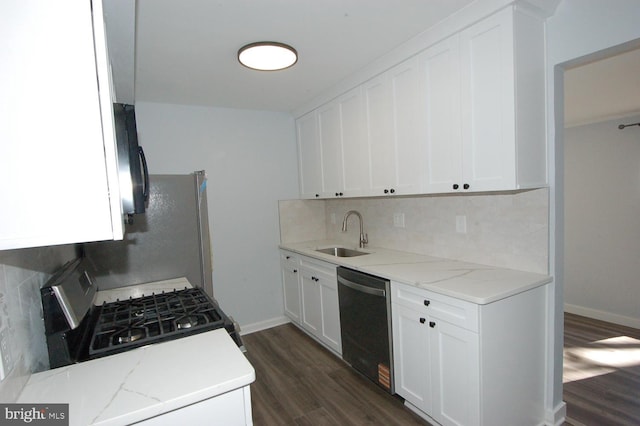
top-left (342, 210), bottom-right (368, 248)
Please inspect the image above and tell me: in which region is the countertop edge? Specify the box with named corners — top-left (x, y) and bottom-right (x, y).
top-left (279, 241), bottom-right (552, 305)
top-left (18, 329), bottom-right (255, 426)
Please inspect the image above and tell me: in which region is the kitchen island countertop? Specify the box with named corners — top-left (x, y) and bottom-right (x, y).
top-left (280, 240), bottom-right (551, 304)
top-left (17, 329), bottom-right (254, 426)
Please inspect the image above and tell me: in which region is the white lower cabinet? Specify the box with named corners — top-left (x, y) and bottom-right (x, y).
top-left (430, 319), bottom-right (480, 426)
top-left (391, 281), bottom-right (546, 426)
top-left (392, 303), bottom-right (432, 412)
top-left (392, 282), bottom-right (479, 426)
top-left (137, 386), bottom-right (252, 426)
top-left (280, 251), bottom-right (301, 323)
top-left (281, 250), bottom-right (341, 355)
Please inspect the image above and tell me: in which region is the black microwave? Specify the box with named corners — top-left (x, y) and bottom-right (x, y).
top-left (113, 103), bottom-right (149, 224)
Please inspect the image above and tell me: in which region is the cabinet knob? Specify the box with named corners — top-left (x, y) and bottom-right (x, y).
top-left (286, 256), bottom-right (291, 259)
top-left (315, 194), bottom-right (319, 198)
top-left (293, 269), bottom-right (297, 273)
top-left (453, 184), bottom-right (459, 190)
top-left (463, 183), bottom-right (470, 190)
top-left (429, 321), bottom-right (436, 328)
top-left (390, 188), bottom-right (395, 194)
top-left (384, 189), bottom-right (389, 194)
top-left (419, 318), bottom-right (426, 324)
top-left (423, 300), bottom-right (430, 306)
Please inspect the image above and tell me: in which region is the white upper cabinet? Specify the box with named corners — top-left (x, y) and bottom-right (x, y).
top-left (421, 6), bottom-right (546, 194)
top-left (297, 87), bottom-right (369, 199)
top-left (0, 0), bottom-right (123, 250)
top-left (460, 11), bottom-right (516, 192)
top-left (318, 102), bottom-right (344, 197)
top-left (339, 88), bottom-right (370, 197)
top-left (459, 6), bottom-right (546, 192)
top-left (418, 35), bottom-right (463, 194)
top-left (294, 5), bottom-right (547, 199)
top-left (366, 59), bottom-right (424, 196)
top-left (297, 111), bottom-right (323, 199)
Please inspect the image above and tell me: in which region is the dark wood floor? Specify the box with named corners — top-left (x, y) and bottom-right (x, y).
top-left (242, 323), bottom-right (430, 425)
top-left (564, 313), bottom-right (640, 426)
top-left (243, 314), bottom-right (640, 426)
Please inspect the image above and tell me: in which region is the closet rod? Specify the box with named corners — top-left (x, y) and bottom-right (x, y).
top-left (618, 122), bottom-right (640, 129)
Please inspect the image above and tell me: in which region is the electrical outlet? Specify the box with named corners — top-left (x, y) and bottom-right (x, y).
top-left (456, 215), bottom-right (467, 234)
top-left (393, 213), bottom-right (405, 228)
top-left (0, 327), bottom-right (12, 381)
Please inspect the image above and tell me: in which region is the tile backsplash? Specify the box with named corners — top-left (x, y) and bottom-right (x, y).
top-left (279, 188), bottom-right (548, 274)
top-left (0, 245), bottom-right (76, 402)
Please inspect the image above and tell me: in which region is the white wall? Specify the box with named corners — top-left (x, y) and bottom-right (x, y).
top-left (546, 0), bottom-right (640, 422)
top-left (135, 102), bottom-right (299, 330)
top-left (564, 114), bottom-right (640, 328)
top-left (0, 245), bottom-right (76, 402)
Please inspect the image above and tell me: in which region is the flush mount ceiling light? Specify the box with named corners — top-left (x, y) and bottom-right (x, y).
top-left (238, 42), bottom-right (298, 71)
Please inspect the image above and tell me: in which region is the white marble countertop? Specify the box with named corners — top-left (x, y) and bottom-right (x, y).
top-left (280, 240), bottom-right (551, 304)
top-left (17, 329), bottom-right (255, 426)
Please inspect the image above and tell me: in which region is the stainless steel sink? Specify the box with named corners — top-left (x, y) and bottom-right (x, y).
top-left (315, 247), bottom-right (369, 257)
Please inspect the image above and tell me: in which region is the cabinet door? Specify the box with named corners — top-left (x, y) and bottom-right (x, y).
top-left (429, 319), bottom-right (480, 426)
top-left (300, 269), bottom-right (322, 335)
top-left (318, 270), bottom-right (341, 354)
top-left (318, 102), bottom-right (343, 197)
top-left (281, 253), bottom-right (301, 323)
top-left (364, 75), bottom-right (395, 195)
top-left (419, 36), bottom-right (463, 194)
top-left (459, 8), bottom-right (516, 192)
top-left (365, 59), bottom-right (423, 196)
top-left (339, 88), bottom-right (369, 197)
top-left (390, 58), bottom-right (423, 195)
top-left (0, 0), bottom-right (121, 250)
top-left (392, 303), bottom-right (431, 413)
top-left (296, 111), bottom-right (323, 199)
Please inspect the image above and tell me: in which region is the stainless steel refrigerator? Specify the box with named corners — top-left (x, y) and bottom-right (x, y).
top-left (83, 171), bottom-right (214, 297)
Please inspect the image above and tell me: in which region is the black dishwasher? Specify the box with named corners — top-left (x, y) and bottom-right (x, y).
top-left (337, 266), bottom-right (394, 394)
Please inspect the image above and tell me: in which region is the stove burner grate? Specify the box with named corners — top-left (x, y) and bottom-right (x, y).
top-left (88, 287), bottom-right (229, 358)
top-left (114, 327), bottom-right (146, 344)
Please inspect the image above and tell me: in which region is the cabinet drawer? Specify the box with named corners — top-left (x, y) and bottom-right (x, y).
top-left (300, 257), bottom-right (337, 275)
top-left (391, 281), bottom-right (478, 332)
top-left (280, 250), bottom-right (300, 267)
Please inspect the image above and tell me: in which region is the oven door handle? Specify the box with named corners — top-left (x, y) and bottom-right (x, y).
top-left (338, 276), bottom-right (386, 297)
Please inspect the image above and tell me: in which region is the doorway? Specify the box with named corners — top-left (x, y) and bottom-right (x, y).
top-left (563, 47), bottom-right (640, 328)
top-left (559, 43), bottom-right (640, 425)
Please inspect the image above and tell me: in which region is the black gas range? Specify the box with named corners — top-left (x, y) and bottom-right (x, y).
top-left (41, 257), bottom-right (242, 369)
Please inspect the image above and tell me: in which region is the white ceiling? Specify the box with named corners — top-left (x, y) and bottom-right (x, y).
top-left (108, 0), bottom-right (477, 112)
top-left (104, 1), bottom-right (640, 123)
top-left (564, 47), bottom-right (640, 127)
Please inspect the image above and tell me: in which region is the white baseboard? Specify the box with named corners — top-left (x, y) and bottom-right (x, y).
top-left (238, 315), bottom-right (290, 336)
top-left (545, 401), bottom-right (567, 426)
top-left (564, 304), bottom-right (640, 329)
